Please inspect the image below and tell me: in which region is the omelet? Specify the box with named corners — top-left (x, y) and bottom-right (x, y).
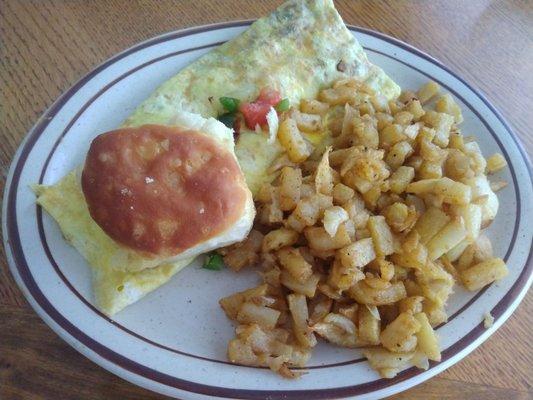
top-left (36, 0), bottom-right (400, 315)
top-left (35, 171), bottom-right (193, 315)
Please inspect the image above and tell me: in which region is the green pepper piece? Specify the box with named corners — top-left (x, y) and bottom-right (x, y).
top-left (220, 97), bottom-right (240, 113)
top-left (203, 253), bottom-right (224, 271)
top-left (217, 112), bottom-right (236, 128)
top-left (275, 98), bottom-right (290, 112)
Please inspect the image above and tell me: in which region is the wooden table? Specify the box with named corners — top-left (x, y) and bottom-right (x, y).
top-left (1, 1), bottom-right (531, 399)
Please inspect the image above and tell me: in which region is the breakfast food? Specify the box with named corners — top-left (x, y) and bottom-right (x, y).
top-left (34, 0), bottom-right (511, 381)
top-left (35, 0), bottom-right (398, 314)
top-left (35, 112), bottom-right (254, 314)
top-left (218, 78), bottom-right (508, 378)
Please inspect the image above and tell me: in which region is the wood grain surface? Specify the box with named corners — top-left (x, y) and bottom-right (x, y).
top-left (1, 1), bottom-right (532, 399)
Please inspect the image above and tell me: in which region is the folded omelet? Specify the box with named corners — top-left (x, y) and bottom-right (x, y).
top-left (36, 0), bottom-right (400, 315)
top-left (35, 172), bottom-right (193, 316)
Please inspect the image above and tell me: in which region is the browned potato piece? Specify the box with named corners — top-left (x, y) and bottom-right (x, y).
top-left (418, 161), bottom-right (442, 179)
top-left (312, 313), bottom-right (358, 348)
top-left (278, 166), bottom-right (302, 211)
top-left (398, 296), bottom-right (424, 314)
top-left (414, 312), bottom-right (441, 361)
top-left (417, 81), bottom-right (440, 104)
top-left (338, 238), bottom-right (376, 269)
top-left (460, 258), bottom-right (508, 291)
top-left (358, 305), bottom-right (381, 345)
top-left (227, 338), bottom-right (258, 366)
top-left (309, 297), bottom-right (333, 325)
top-left (386, 141), bottom-right (414, 170)
top-left (348, 280), bottom-right (407, 305)
top-left (332, 183), bottom-right (355, 204)
top-left (353, 115), bottom-right (379, 149)
top-left (407, 177), bottom-right (471, 205)
top-left (328, 256), bottom-right (365, 291)
top-left (300, 98), bottom-right (329, 115)
top-left (435, 93), bottom-right (463, 124)
top-left (384, 202), bottom-right (418, 233)
top-left (380, 312), bottom-right (421, 353)
top-left (236, 302), bottom-right (281, 329)
top-left (277, 247), bottom-right (313, 283)
top-left (389, 166), bottom-right (415, 194)
top-left (367, 216), bottom-right (395, 257)
top-left (219, 284), bottom-right (269, 319)
top-left (315, 147), bottom-right (334, 195)
top-left (262, 228), bottom-right (299, 253)
top-left (422, 111), bottom-right (454, 147)
top-left (380, 124), bottom-right (406, 148)
top-left (294, 111), bottom-right (322, 133)
top-left (287, 293), bottom-right (317, 347)
top-left (426, 218), bottom-right (467, 261)
top-left (222, 230), bottom-right (264, 271)
top-left (486, 153), bottom-right (507, 174)
top-left (319, 85), bottom-right (356, 105)
top-left (414, 207), bottom-right (450, 244)
top-left (278, 118), bottom-right (312, 162)
top-left (304, 224), bottom-right (351, 252)
top-left (404, 99), bottom-right (425, 120)
top-left (362, 348), bottom-right (418, 378)
top-left (281, 271), bottom-right (321, 297)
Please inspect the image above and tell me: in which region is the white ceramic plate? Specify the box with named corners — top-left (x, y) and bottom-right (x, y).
top-left (3, 22), bottom-right (532, 400)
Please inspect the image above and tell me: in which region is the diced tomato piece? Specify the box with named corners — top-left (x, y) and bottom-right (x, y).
top-left (257, 87), bottom-right (282, 106)
top-left (238, 87), bottom-right (282, 130)
top-left (239, 101), bottom-right (272, 129)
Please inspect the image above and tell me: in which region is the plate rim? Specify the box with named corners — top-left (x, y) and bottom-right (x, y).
top-left (3, 20), bottom-right (532, 400)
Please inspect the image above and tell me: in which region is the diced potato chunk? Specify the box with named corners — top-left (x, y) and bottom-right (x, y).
top-left (435, 93), bottom-right (463, 124)
top-left (348, 280), bottom-right (407, 305)
top-left (277, 247), bottom-right (313, 283)
top-left (279, 167), bottom-right (302, 211)
top-left (332, 183), bottom-right (355, 204)
top-left (380, 312), bottom-right (420, 353)
top-left (262, 228), bottom-right (299, 253)
top-left (287, 293), bottom-right (317, 347)
top-left (278, 118), bottom-right (312, 162)
top-left (389, 166), bottom-right (415, 194)
top-left (414, 312), bottom-right (441, 361)
top-left (222, 230), bottom-right (264, 271)
top-left (338, 238), bottom-right (376, 269)
top-left (426, 218), bottom-right (467, 261)
top-left (236, 302), bottom-right (281, 329)
top-left (407, 177), bottom-right (471, 205)
top-left (315, 147), bottom-right (334, 195)
top-left (422, 111), bottom-right (454, 147)
top-left (417, 81), bottom-right (440, 104)
top-left (358, 305), bottom-right (381, 345)
top-left (414, 207), bottom-right (450, 244)
top-left (323, 206), bottom-right (349, 237)
top-left (281, 271), bottom-right (321, 297)
top-left (362, 348), bottom-right (417, 378)
top-left (219, 284), bottom-right (268, 319)
top-left (304, 224), bottom-right (351, 252)
top-left (294, 111), bottom-right (322, 132)
top-left (486, 153), bottom-right (507, 174)
top-left (300, 98), bottom-right (329, 115)
top-left (386, 141), bottom-right (414, 170)
top-left (460, 258), bottom-right (508, 291)
top-left (368, 216), bottom-right (395, 257)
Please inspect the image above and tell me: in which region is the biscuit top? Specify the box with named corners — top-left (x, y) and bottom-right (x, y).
top-left (81, 124), bottom-right (248, 256)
